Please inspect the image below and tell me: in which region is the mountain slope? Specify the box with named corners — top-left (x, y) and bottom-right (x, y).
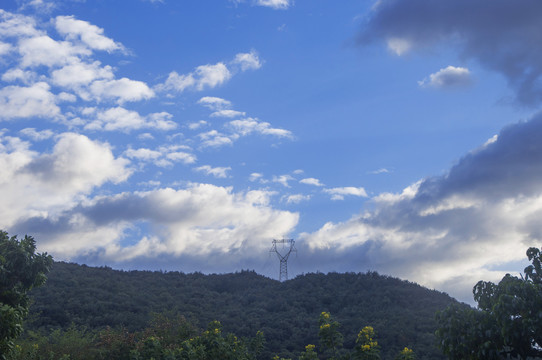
top-left (27, 262), bottom-right (465, 359)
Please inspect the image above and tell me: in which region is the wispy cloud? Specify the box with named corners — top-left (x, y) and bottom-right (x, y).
top-left (324, 186), bottom-right (368, 200)
top-left (195, 165), bottom-right (232, 178)
top-left (418, 66), bottom-right (472, 89)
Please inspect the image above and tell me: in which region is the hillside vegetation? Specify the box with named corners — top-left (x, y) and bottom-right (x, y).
top-left (24, 262), bottom-right (464, 359)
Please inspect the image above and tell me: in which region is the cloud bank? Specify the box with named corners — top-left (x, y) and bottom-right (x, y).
top-left (302, 112), bottom-right (542, 302)
top-left (360, 0), bottom-right (542, 105)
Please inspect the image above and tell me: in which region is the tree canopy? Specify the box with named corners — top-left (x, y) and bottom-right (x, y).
top-left (436, 247), bottom-right (542, 359)
top-left (25, 263), bottom-right (459, 359)
top-left (0, 230), bottom-right (53, 359)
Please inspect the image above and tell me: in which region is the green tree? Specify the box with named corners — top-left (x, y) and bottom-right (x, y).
top-left (436, 247), bottom-right (542, 359)
top-left (318, 311), bottom-right (343, 359)
top-left (0, 231), bottom-right (53, 359)
top-left (395, 347), bottom-right (416, 360)
top-left (353, 326), bottom-right (380, 360)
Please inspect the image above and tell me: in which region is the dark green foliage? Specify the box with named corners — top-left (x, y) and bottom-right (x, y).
top-left (11, 316), bottom-right (263, 360)
top-left (0, 230), bottom-right (53, 359)
top-left (436, 247), bottom-right (542, 359)
top-left (25, 263), bottom-right (460, 359)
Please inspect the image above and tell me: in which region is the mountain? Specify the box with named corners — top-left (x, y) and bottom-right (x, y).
top-left (26, 262), bottom-right (465, 359)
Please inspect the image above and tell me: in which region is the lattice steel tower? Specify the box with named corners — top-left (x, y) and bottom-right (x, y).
top-left (270, 238), bottom-right (296, 281)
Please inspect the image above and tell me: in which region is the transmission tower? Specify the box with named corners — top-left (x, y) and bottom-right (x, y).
top-left (270, 238), bottom-right (296, 281)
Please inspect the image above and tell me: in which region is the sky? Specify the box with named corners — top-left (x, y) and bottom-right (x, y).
top-left (1, 0), bottom-right (542, 304)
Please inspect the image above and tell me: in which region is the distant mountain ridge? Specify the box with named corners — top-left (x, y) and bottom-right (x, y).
top-left (26, 262), bottom-right (465, 359)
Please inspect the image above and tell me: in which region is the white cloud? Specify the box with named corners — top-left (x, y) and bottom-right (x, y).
top-left (90, 78), bottom-right (155, 103)
top-left (166, 151), bottom-right (197, 164)
top-left (228, 118), bottom-right (293, 138)
top-left (85, 107), bottom-right (175, 132)
top-left (232, 50), bottom-right (262, 71)
top-left (197, 96), bottom-right (232, 110)
top-left (255, 0), bottom-right (290, 10)
top-left (210, 110), bottom-right (246, 118)
top-left (324, 186), bottom-right (368, 200)
top-left (249, 172), bottom-right (264, 182)
top-left (19, 128), bottom-right (54, 141)
top-left (124, 147), bottom-right (162, 161)
top-left (198, 130), bottom-right (234, 148)
top-left (301, 113), bottom-right (542, 302)
top-left (3, 68), bottom-right (34, 84)
top-left (368, 168), bottom-right (390, 175)
top-left (0, 41), bottom-right (12, 57)
top-left (418, 66), bottom-right (472, 89)
top-left (159, 51), bottom-right (263, 94)
top-left (0, 82), bottom-right (60, 120)
top-left (0, 132), bottom-right (131, 228)
top-left (159, 63), bottom-right (231, 93)
top-left (195, 165), bottom-right (231, 178)
top-left (55, 15), bottom-right (125, 53)
top-left (19, 35), bottom-right (90, 68)
top-left (300, 177), bottom-right (324, 187)
top-left (284, 194), bottom-right (311, 204)
top-left (19, 185), bottom-right (298, 262)
top-left (50, 60), bottom-right (114, 89)
top-left (386, 37), bottom-right (412, 56)
top-left (188, 120), bottom-right (208, 130)
top-left (194, 63), bottom-right (231, 90)
top-left (0, 10), bottom-right (42, 38)
top-left (273, 174), bottom-right (294, 187)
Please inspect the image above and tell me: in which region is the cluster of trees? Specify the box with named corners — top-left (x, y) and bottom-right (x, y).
top-left (0, 231), bottom-right (52, 359)
top-left (8, 312), bottom-right (417, 360)
top-left (10, 313), bottom-right (265, 360)
top-left (274, 311), bottom-right (417, 360)
top-left (24, 262), bottom-right (458, 359)
top-left (436, 247), bottom-right (542, 359)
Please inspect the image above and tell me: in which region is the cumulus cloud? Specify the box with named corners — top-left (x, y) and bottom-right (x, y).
top-left (50, 60), bottom-right (114, 89)
top-left (0, 133), bottom-right (131, 228)
top-left (55, 15), bottom-right (125, 53)
top-left (231, 50), bottom-right (262, 71)
top-left (198, 130), bottom-right (234, 148)
top-left (0, 82), bottom-right (60, 120)
top-left (166, 151), bottom-right (197, 165)
top-left (0, 10), bottom-right (41, 38)
top-left (273, 174), bottom-right (294, 188)
top-left (418, 66), bottom-right (472, 89)
top-left (197, 96), bottom-right (232, 111)
top-left (13, 185), bottom-right (299, 264)
top-left (284, 194), bottom-right (311, 204)
top-left (89, 78), bottom-right (155, 103)
top-left (19, 35), bottom-right (90, 68)
top-left (302, 112), bottom-right (542, 302)
top-left (124, 146), bottom-right (196, 168)
top-left (323, 187), bottom-right (368, 200)
top-left (19, 127), bottom-right (54, 141)
top-left (300, 177), bottom-right (324, 187)
top-left (359, 0), bottom-right (542, 105)
top-left (227, 118), bottom-right (293, 139)
top-left (159, 63), bottom-right (231, 93)
top-left (85, 107), bottom-right (176, 132)
top-left (158, 51), bottom-right (263, 93)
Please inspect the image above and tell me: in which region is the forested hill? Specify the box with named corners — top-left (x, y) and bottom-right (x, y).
top-left (27, 262), bottom-right (465, 359)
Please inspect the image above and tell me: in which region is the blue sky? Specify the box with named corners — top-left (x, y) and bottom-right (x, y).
top-left (1, 0), bottom-right (541, 303)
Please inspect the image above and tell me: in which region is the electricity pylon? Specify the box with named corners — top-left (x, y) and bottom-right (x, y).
top-left (270, 238), bottom-right (296, 281)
